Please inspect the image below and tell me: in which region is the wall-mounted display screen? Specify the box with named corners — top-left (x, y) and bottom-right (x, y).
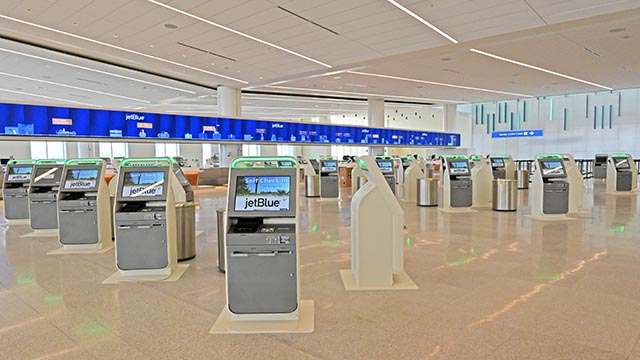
top-left (6, 166), bottom-right (32, 182)
top-left (234, 176), bottom-right (290, 212)
top-left (540, 161), bottom-right (566, 177)
top-left (613, 157), bottom-right (630, 169)
top-left (0, 102), bottom-right (460, 147)
top-left (121, 171), bottom-right (165, 198)
top-left (33, 166), bottom-right (62, 185)
top-left (63, 169), bottom-right (99, 190)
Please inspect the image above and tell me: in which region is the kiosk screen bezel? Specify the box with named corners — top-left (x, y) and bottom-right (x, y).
top-left (61, 167), bottom-right (102, 191)
top-left (227, 168), bottom-right (297, 218)
top-left (31, 165), bottom-right (63, 186)
top-left (491, 158), bottom-right (505, 168)
top-left (538, 160), bottom-right (567, 178)
top-left (612, 157), bottom-right (630, 170)
top-left (448, 160), bottom-right (471, 176)
top-left (376, 160), bottom-right (394, 174)
top-left (117, 168), bottom-right (170, 201)
top-left (5, 165), bottom-right (33, 183)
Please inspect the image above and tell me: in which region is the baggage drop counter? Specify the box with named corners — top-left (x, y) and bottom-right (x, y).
top-left (56, 159), bottom-right (111, 251)
top-left (28, 160), bottom-right (65, 230)
top-left (2, 160), bottom-right (35, 221)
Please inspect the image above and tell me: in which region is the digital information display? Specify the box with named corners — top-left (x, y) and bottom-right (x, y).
top-left (0, 102), bottom-right (460, 147)
top-left (7, 166), bottom-right (32, 182)
top-left (64, 169), bottom-right (99, 190)
top-left (540, 161), bottom-right (565, 177)
top-left (121, 171), bottom-right (165, 198)
top-left (234, 176), bottom-right (290, 212)
top-left (450, 161), bottom-right (470, 175)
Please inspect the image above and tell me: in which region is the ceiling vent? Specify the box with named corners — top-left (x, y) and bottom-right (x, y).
top-left (176, 42), bottom-right (236, 62)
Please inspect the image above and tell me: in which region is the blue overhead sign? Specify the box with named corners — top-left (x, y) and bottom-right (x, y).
top-left (492, 130), bottom-right (543, 138)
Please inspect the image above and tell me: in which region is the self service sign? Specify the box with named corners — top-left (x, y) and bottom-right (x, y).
top-left (492, 130), bottom-right (543, 138)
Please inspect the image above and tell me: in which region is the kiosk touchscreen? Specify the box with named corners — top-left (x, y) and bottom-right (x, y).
top-left (531, 154), bottom-right (570, 219)
top-left (28, 160), bottom-right (65, 230)
top-left (212, 156), bottom-right (313, 334)
top-left (439, 155), bottom-right (473, 211)
top-left (319, 158), bottom-right (339, 198)
top-left (56, 159), bottom-right (111, 250)
top-left (375, 156), bottom-right (396, 195)
top-left (562, 154), bottom-right (585, 213)
top-left (606, 154), bottom-right (637, 194)
top-left (470, 155), bottom-right (492, 208)
top-left (341, 156), bottom-right (417, 290)
top-left (111, 158), bottom-right (181, 280)
top-left (488, 155), bottom-right (516, 180)
top-left (2, 160), bottom-right (34, 221)
top-left (403, 156), bottom-right (424, 203)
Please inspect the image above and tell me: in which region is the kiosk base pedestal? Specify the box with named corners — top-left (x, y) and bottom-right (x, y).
top-left (48, 242), bottom-right (114, 255)
top-left (102, 264), bottom-right (189, 284)
top-left (210, 300), bottom-right (314, 334)
top-left (21, 229), bottom-right (58, 238)
top-left (438, 207), bottom-right (477, 214)
top-left (3, 219), bottom-right (30, 226)
top-left (340, 270), bottom-right (418, 291)
top-left (316, 198), bottom-right (339, 203)
top-left (606, 191), bottom-right (638, 196)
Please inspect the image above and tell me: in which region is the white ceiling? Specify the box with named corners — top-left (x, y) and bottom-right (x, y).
top-left (0, 0), bottom-right (638, 107)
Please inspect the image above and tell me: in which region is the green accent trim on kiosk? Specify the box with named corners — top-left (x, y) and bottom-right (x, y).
top-left (611, 153), bottom-right (630, 157)
top-left (470, 155), bottom-right (482, 161)
top-left (488, 154), bottom-right (510, 159)
top-left (443, 155), bottom-right (469, 160)
top-left (374, 156), bottom-right (393, 160)
top-left (231, 157), bottom-right (298, 169)
top-left (120, 158), bottom-right (172, 168)
top-left (356, 158), bottom-right (367, 169)
top-left (34, 159), bottom-right (65, 165)
top-left (7, 159), bottom-right (35, 165)
top-left (65, 158), bottom-right (104, 167)
top-left (536, 154), bottom-right (563, 160)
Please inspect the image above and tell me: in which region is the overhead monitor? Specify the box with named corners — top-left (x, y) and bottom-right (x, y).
top-left (233, 175), bottom-right (291, 212)
top-left (6, 165), bottom-right (32, 182)
top-left (539, 160), bottom-right (566, 177)
top-left (120, 170), bottom-right (166, 199)
top-left (448, 160), bottom-right (470, 176)
top-left (63, 168), bottom-right (100, 191)
top-left (612, 157), bottom-right (630, 169)
top-left (32, 166), bottom-right (62, 186)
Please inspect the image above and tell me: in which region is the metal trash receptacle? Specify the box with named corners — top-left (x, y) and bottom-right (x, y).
top-left (216, 208), bottom-right (226, 272)
top-left (417, 178), bottom-right (438, 207)
top-left (516, 170), bottom-right (529, 189)
top-left (176, 202), bottom-right (196, 261)
top-left (493, 179), bottom-right (517, 211)
top-left (305, 175), bottom-right (320, 197)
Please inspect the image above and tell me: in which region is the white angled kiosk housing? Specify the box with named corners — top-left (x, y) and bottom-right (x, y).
top-left (561, 154), bottom-right (585, 212)
top-left (341, 156), bottom-right (417, 290)
top-left (470, 155), bottom-right (492, 208)
top-left (403, 156), bottom-right (424, 203)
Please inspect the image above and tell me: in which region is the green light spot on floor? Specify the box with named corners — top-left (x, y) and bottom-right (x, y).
top-left (447, 258), bottom-right (468, 266)
top-left (309, 225), bottom-right (317, 232)
top-left (535, 273), bottom-right (561, 282)
top-left (44, 294), bottom-right (63, 305)
top-left (405, 237), bottom-right (412, 246)
top-left (75, 324), bottom-right (111, 338)
top-left (609, 225), bottom-right (625, 234)
top-left (321, 240), bottom-right (341, 245)
top-left (470, 247), bottom-right (476, 255)
top-left (16, 273), bottom-right (35, 286)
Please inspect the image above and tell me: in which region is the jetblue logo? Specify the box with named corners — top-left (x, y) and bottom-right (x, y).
top-left (272, 123), bottom-right (284, 128)
top-left (125, 114), bottom-right (145, 121)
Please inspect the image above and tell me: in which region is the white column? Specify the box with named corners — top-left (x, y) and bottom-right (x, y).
top-left (218, 86), bottom-right (242, 167)
top-left (443, 104), bottom-right (457, 132)
top-left (368, 98), bottom-right (385, 156)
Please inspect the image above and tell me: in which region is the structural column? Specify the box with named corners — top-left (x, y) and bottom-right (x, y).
top-left (443, 104), bottom-right (457, 132)
top-left (367, 98), bottom-right (385, 156)
top-left (218, 86), bottom-right (242, 167)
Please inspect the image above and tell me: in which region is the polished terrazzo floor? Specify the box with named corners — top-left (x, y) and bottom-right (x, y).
top-left (1, 180), bottom-right (639, 359)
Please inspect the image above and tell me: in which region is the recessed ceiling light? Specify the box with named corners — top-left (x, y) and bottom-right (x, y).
top-left (164, 23), bottom-right (178, 29)
top-left (386, 0), bottom-right (458, 44)
top-left (348, 71), bottom-right (532, 97)
top-left (263, 85), bottom-right (466, 103)
top-left (149, 44), bottom-right (155, 48)
top-left (333, 76), bottom-right (342, 80)
top-left (441, 57), bottom-right (452, 61)
top-left (146, 0), bottom-right (332, 68)
top-left (470, 48), bottom-right (613, 90)
top-left (0, 87), bottom-right (102, 107)
top-left (113, 34), bottom-right (119, 38)
top-left (0, 15), bottom-right (248, 84)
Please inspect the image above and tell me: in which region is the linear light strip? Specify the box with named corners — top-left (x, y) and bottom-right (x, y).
top-left (470, 48), bottom-right (613, 90)
top-left (386, 0), bottom-right (458, 44)
top-left (0, 88), bottom-right (103, 108)
top-left (0, 15), bottom-right (248, 84)
top-left (263, 86), bottom-right (466, 103)
top-left (147, 0), bottom-right (332, 69)
top-left (348, 71), bottom-right (532, 97)
top-left (0, 71), bottom-right (151, 103)
top-left (0, 47), bottom-right (197, 94)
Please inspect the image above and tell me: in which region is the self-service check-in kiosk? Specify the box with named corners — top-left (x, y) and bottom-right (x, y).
top-left (303, 158), bottom-right (319, 198)
top-left (211, 157), bottom-right (314, 334)
top-left (439, 155), bottom-right (473, 211)
top-left (470, 155), bottom-right (492, 208)
top-left (489, 155), bottom-right (516, 180)
top-left (531, 154), bottom-right (570, 219)
top-left (28, 160), bottom-right (65, 230)
top-left (319, 158), bottom-right (339, 198)
top-left (594, 154), bottom-right (608, 180)
top-left (606, 154), bottom-right (637, 194)
top-left (54, 159), bottom-right (112, 252)
top-left (171, 158), bottom-right (197, 261)
top-left (105, 158), bottom-right (188, 283)
top-left (375, 156), bottom-right (396, 195)
top-left (403, 156), bottom-right (423, 203)
top-left (2, 160), bottom-right (34, 221)
top-left (562, 154), bottom-right (585, 213)
top-left (341, 156), bottom-right (417, 290)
